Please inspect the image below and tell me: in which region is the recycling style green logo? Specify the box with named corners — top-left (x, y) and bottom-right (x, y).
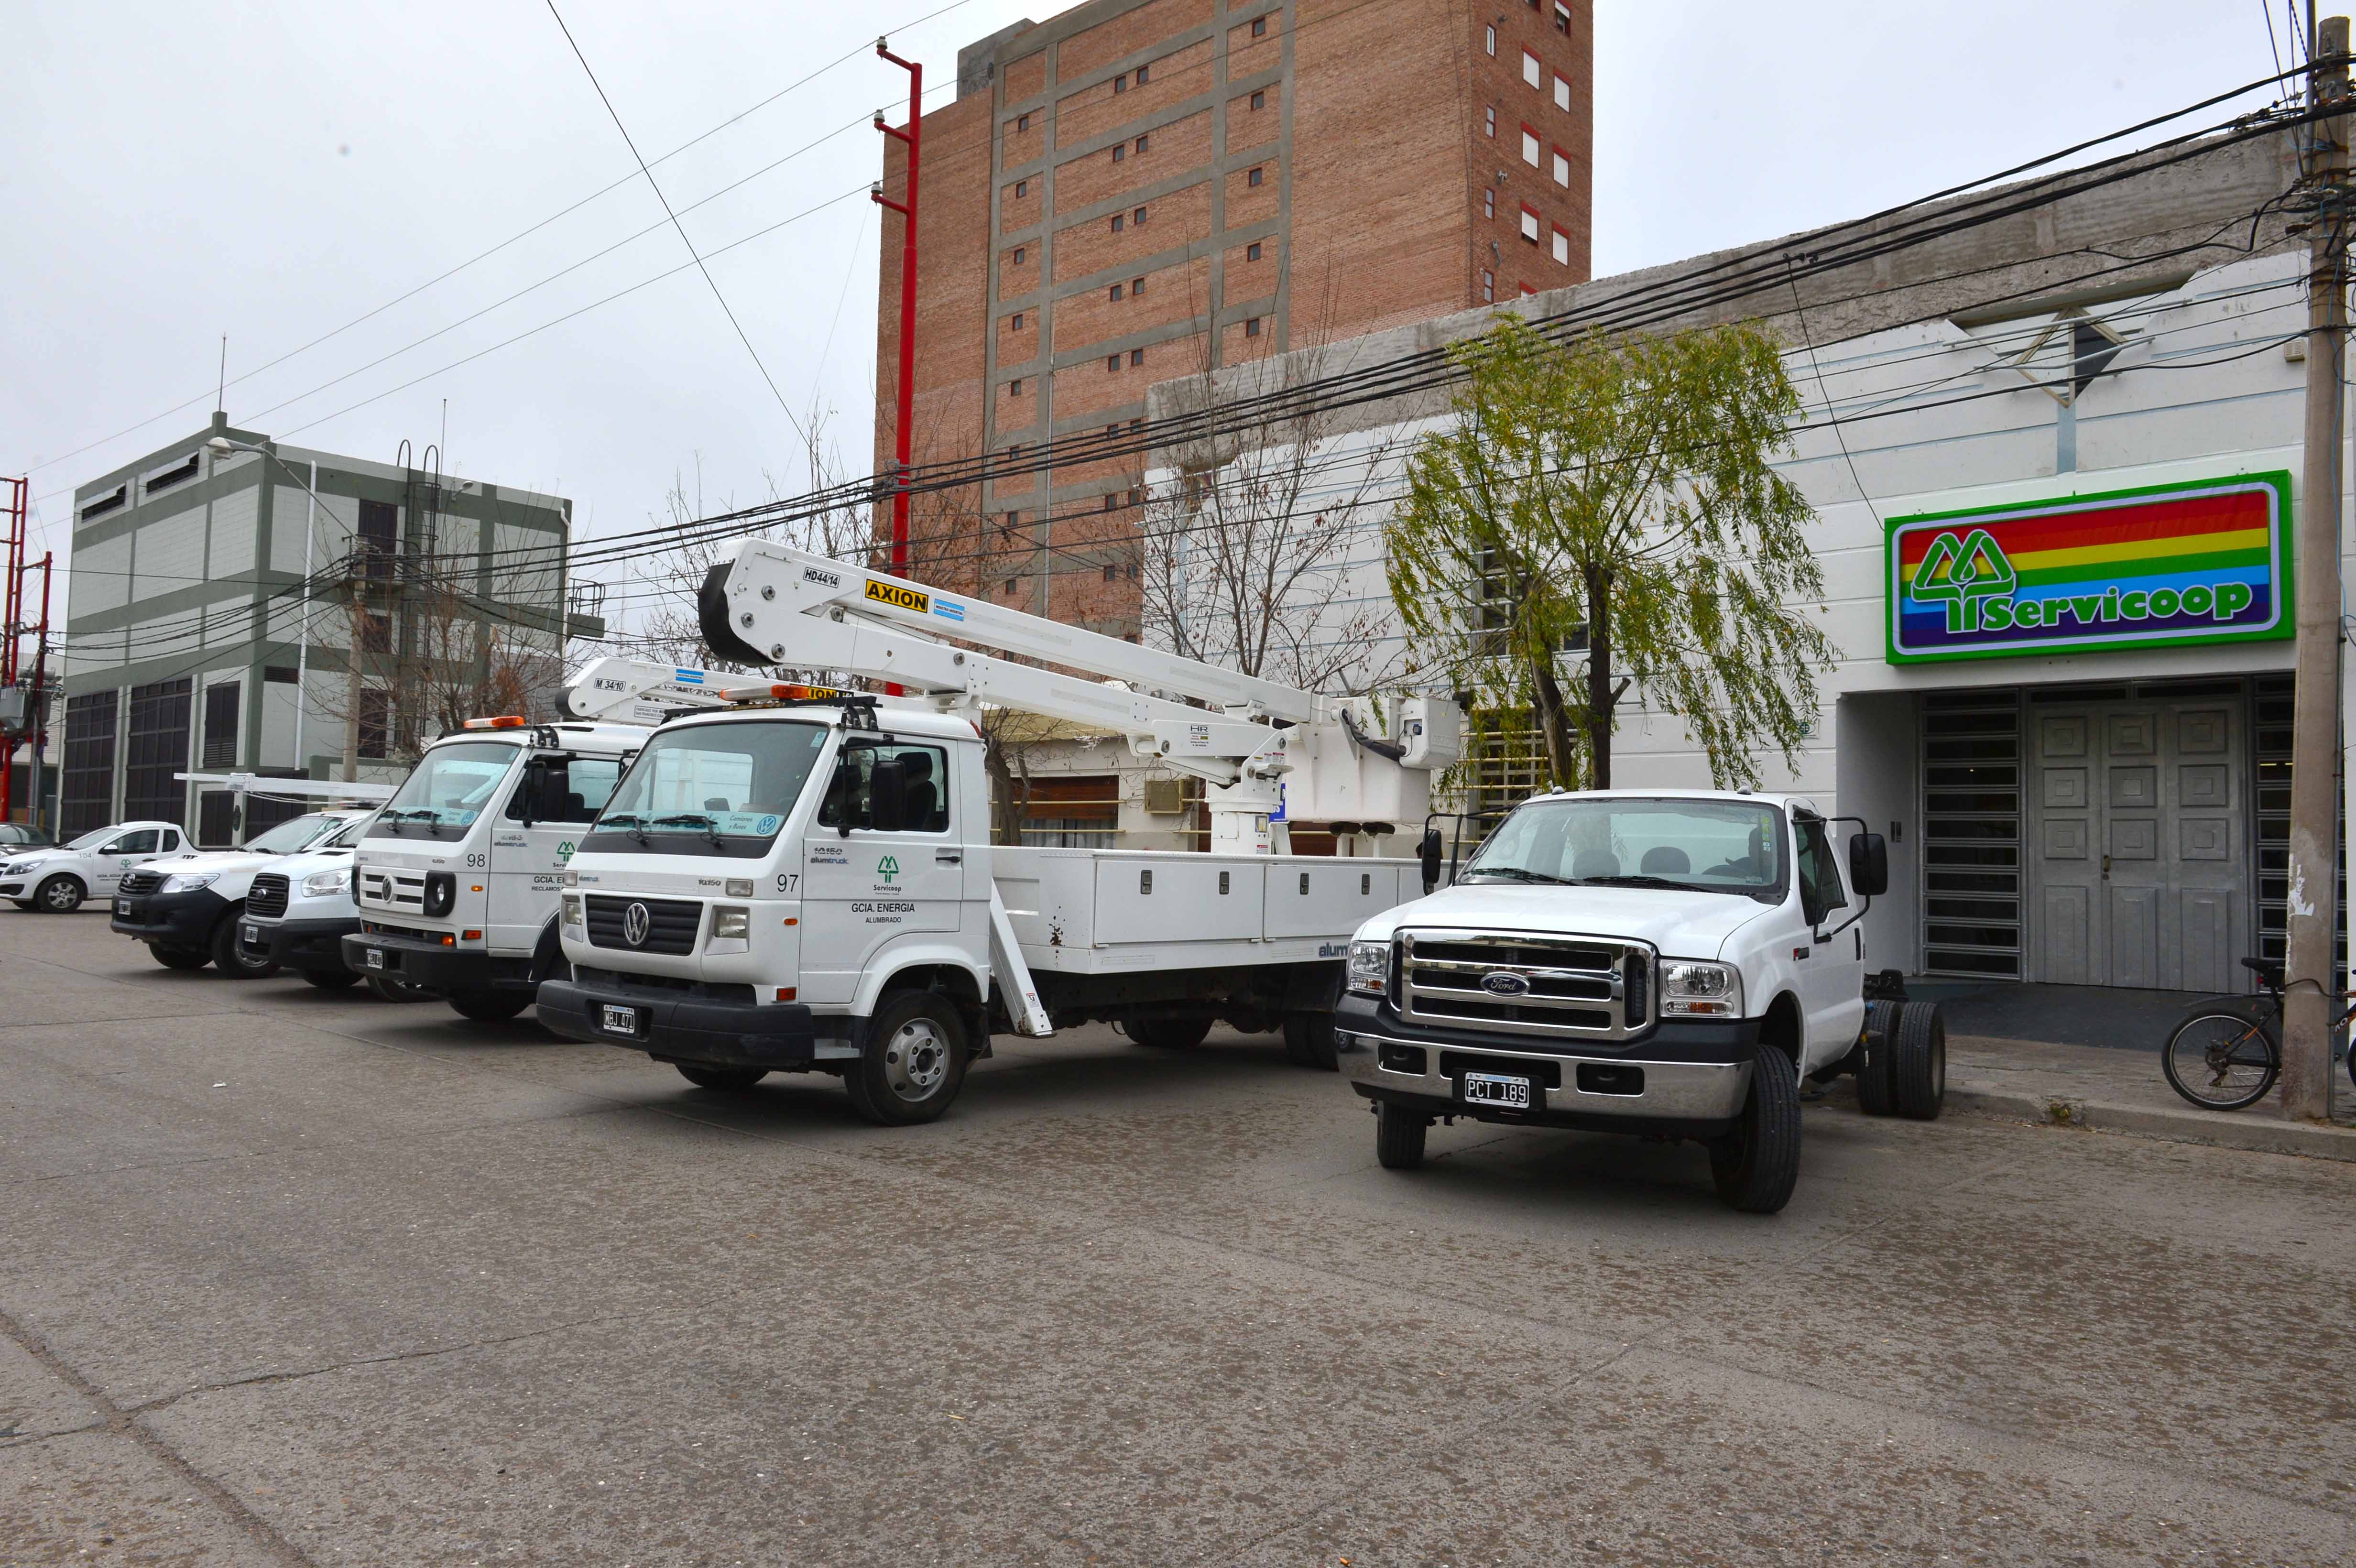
top-left (877, 854), bottom-right (900, 884)
top-left (1909, 528), bottom-right (2018, 632)
top-left (557, 840), bottom-right (576, 861)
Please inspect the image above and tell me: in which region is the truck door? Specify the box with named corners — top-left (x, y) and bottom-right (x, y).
top-left (1793, 816), bottom-right (1866, 1067)
top-left (487, 753), bottom-right (621, 952)
top-left (92, 828), bottom-right (164, 894)
top-left (800, 738), bottom-right (963, 1008)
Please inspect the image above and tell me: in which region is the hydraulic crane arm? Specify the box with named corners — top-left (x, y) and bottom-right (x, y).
top-left (560, 657), bottom-right (737, 726)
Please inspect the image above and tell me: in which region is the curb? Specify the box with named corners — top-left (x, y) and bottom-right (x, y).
top-left (1945, 1082), bottom-right (2356, 1163)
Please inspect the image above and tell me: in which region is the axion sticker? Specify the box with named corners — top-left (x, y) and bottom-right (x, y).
top-left (863, 579), bottom-right (929, 614)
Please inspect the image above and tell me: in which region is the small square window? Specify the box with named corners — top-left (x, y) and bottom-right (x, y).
top-left (1009, 378), bottom-right (1023, 396)
top-left (1007, 510), bottom-right (1023, 528)
top-left (1015, 178), bottom-right (1027, 198)
top-left (1108, 354), bottom-right (1122, 372)
top-left (1009, 444), bottom-right (1025, 462)
top-left (1484, 106), bottom-right (1495, 137)
top-left (1136, 133), bottom-right (1149, 152)
top-left (1521, 127), bottom-right (1539, 166)
top-left (1104, 494), bottom-right (1118, 512)
top-left (1106, 423), bottom-right (1120, 436)
top-left (1554, 72), bottom-right (1571, 111)
top-left (1013, 246), bottom-right (1025, 265)
top-left (1136, 63), bottom-right (1149, 83)
top-left (1553, 1), bottom-right (1570, 31)
top-left (1553, 148), bottom-right (1570, 187)
top-left (1253, 14), bottom-right (1267, 36)
top-left (1244, 316), bottom-right (1262, 338)
top-left (1520, 206), bottom-right (1539, 242)
top-left (1111, 283), bottom-right (1124, 301)
top-left (1111, 213), bottom-right (1124, 232)
top-left (1017, 112), bottom-right (1030, 132)
top-left (1129, 417), bottom-right (1142, 429)
top-left (1523, 50), bottom-right (1540, 88)
top-left (1250, 88), bottom-right (1266, 110)
top-left (1246, 240), bottom-right (1262, 261)
top-left (1483, 189), bottom-right (1494, 218)
top-left (1552, 226), bottom-right (1570, 265)
top-left (1129, 488), bottom-right (1141, 504)
top-left (1130, 347), bottom-right (1145, 366)
top-left (1131, 275), bottom-right (1145, 294)
top-left (1484, 23), bottom-right (1495, 54)
top-left (1011, 311), bottom-right (1024, 331)
top-left (1248, 165), bottom-right (1263, 187)
top-left (1134, 205), bottom-right (1147, 223)
top-left (1127, 561), bottom-right (1140, 579)
top-left (1481, 269), bottom-right (1494, 303)
top-left (1104, 563), bottom-right (1118, 582)
top-left (1004, 578), bottom-right (1018, 596)
top-left (1113, 143), bottom-right (1125, 163)
top-left (1113, 73), bottom-right (1127, 93)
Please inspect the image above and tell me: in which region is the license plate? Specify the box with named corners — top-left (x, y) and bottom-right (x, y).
top-left (242, 924), bottom-right (260, 944)
top-left (363, 948), bottom-right (385, 970)
top-left (1462, 1071), bottom-right (1534, 1110)
top-left (600, 1003), bottom-right (642, 1036)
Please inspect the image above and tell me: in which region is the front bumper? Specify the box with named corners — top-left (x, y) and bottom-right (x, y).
top-left (243, 914), bottom-right (360, 970)
top-left (341, 927), bottom-right (531, 996)
top-left (537, 971), bottom-right (834, 1069)
top-left (110, 888), bottom-right (229, 946)
top-left (1335, 993), bottom-right (1757, 1136)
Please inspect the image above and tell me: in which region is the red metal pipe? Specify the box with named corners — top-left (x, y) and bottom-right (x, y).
top-left (873, 42), bottom-right (922, 577)
top-left (0, 478), bottom-right (25, 823)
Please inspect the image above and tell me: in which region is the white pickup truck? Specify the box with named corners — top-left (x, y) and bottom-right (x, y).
top-left (1338, 789), bottom-right (1942, 1214)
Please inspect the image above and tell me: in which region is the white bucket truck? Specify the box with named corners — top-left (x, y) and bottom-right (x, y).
top-left (339, 664), bottom-right (737, 1021)
top-left (534, 540), bottom-right (1461, 1123)
top-left (1338, 788), bottom-right (1943, 1214)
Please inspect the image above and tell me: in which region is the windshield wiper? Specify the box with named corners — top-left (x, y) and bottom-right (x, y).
top-left (1578, 874), bottom-right (1735, 894)
top-left (380, 808), bottom-right (437, 834)
top-left (1464, 866), bottom-right (1571, 884)
top-left (599, 812), bottom-right (653, 846)
top-left (651, 812), bottom-right (726, 849)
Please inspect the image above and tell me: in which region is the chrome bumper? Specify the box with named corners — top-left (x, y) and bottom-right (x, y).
top-left (1337, 1028), bottom-right (1753, 1122)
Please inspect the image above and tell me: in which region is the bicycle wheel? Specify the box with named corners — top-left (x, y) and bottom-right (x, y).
top-left (2161, 1010), bottom-right (2280, 1111)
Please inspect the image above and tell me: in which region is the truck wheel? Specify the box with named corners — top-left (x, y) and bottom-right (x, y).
top-left (1709, 1046), bottom-right (1801, 1215)
top-left (300, 968), bottom-right (362, 990)
top-left (150, 944), bottom-right (211, 971)
top-left (1375, 1101), bottom-right (1428, 1170)
top-left (676, 1064), bottom-right (769, 1092)
top-left (366, 974), bottom-right (434, 1003)
top-left (1856, 1000), bottom-right (1902, 1117)
top-left (1129, 1014), bottom-right (1211, 1050)
top-left (1283, 1013), bottom-right (1340, 1071)
top-left (843, 991), bottom-right (969, 1126)
top-left (210, 916), bottom-right (280, 979)
top-left (35, 875), bottom-right (83, 914)
top-left (1892, 1002), bottom-right (1947, 1120)
top-left (447, 989), bottom-right (532, 1022)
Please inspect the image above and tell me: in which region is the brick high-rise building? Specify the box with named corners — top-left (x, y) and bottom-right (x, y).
top-left (874, 0), bottom-right (1593, 634)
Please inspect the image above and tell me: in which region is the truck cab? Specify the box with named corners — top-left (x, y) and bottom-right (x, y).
top-left (343, 719), bottom-right (633, 1022)
top-left (1339, 789), bottom-right (1934, 1213)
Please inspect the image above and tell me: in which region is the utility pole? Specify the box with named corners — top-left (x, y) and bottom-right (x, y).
top-left (2283, 14), bottom-right (2353, 1121)
top-left (343, 566), bottom-right (365, 784)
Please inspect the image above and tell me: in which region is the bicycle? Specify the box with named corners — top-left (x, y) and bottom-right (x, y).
top-left (2161, 957), bottom-right (2356, 1111)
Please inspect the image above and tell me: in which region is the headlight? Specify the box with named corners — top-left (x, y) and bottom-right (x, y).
top-left (422, 871), bottom-right (456, 917)
top-left (14, 858), bottom-right (45, 871)
top-left (1347, 938), bottom-right (1391, 996)
top-left (560, 870), bottom-right (578, 887)
top-left (1660, 960), bottom-right (1742, 1018)
top-left (561, 893), bottom-right (585, 928)
top-left (301, 870), bottom-right (349, 897)
top-left (159, 872), bottom-right (219, 894)
top-left (712, 904), bottom-right (750, 939)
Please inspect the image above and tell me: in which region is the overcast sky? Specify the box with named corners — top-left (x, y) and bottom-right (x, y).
top-left (1, 1), bottom-right (2294, 638)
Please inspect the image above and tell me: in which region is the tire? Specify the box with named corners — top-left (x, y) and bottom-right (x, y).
top-left (365, 973), bottom-right (435, 1003)
top-left (1891, 1002), bottom-right (1947, 1120)
top-left (842, 991), bottom-right (970, 1126)
top-left (210, 915), bottom-right (280, 979)
top-left (2162, 1008), bottom-right (2280, 1111)
top-left (300, 968), bottom-right (362, 990)
top-left (1129, 1013), bottom-right (1212, 1050)
top-left (35, 875), bottom-right (83, 914)
top-left (1374, 1100), bottom-right (1428, 1170)
top-left (676, 1063), bottom-right (769, 1092)
top-left (150, 944), bottom-right (211, 971)
top-left (1283, 1013), bottom-right (1340, 1071)
top-left (1709, 1045), bottom-right (1802, 1214)
top-left (447, 989), bottom-right (532, 1022)
top-left (1856, 999), bottom-right (1902, 1117)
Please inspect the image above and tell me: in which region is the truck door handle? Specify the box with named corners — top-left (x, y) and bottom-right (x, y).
top-left (2102, 853), bottom-right (2111, 882)
top-left (934, 852), bottom-right (962, 864)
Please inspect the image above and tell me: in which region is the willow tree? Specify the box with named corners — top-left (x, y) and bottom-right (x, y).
top-left (1385, 312), bottom-right (1834, 790)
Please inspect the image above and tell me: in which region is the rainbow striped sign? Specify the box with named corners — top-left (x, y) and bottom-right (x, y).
top-left (1885, 472), bottom-right (2292, 664)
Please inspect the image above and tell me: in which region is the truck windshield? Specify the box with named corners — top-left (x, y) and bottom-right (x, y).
top-left (588, 720), bottom-right (829, 856)
top-left (369, 741), bottom-right (519, 841)
top-left (1463, 797), bottom-right (1787, 899)
top-left (242, 813), bottom-right (346, 854)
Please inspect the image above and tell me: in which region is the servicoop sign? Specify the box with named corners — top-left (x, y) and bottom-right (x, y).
top-left (1885, 472), bottom-right (2293, 664)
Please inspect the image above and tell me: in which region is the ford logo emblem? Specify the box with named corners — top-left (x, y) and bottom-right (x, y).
top-left (1481, 970), bottom-right (1530, 996)
top-left (622, 901), bottom-right (652, 948)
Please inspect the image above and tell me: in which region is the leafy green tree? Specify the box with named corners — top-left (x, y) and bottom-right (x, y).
top-left (1385, 313), bottom-right (1834, 790)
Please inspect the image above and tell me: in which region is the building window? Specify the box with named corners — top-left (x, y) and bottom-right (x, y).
top-left (1247, 165), bottom-right (1263, 187)
top-left (1009, 378), bottom-right (1024, 396)
top-left (1108, 354), bottom-right (1122, 372)
top-left (360, 610), bottom-right (391, 653)
top-left (1484, 106), bottom-right (1495, 137)
top-left (202, 681), bottom-right (240, 770)
top-left (1104, 563), bottom-right (1118, 582)
top-left (1006, 511), bottom-right (1023, 531)
top-left (1111, 282), bottom-right (1124, 300)
top-left (1104, 494), bottom-right (1118, 512)
top-left (1135, 133), bottom-right (1149, 152)
top-left (1520, 126), bottom-right (1539, 166)
top-left (1130, 347), bottom-right (1144, 366)
top-left (1131, 274), bottom-right (1145, 294)
top-left (79, 485), bottom-right (126, 522)
top-left (1011, 311), bottom-right (1024, 330)
top-left (1106, 423), bottom-right (1120, 436)
top-left (1004, 578), bottom-right (1019, 597)
top-left (1013, 245), bottom-right (1025, 266)
top-left (1246, 240), bottom-right (1262, 261)
top-left (1554, 73), bottom-right (1571, 110)
top-left (1483, 188), bottom-right (1494, 218)
top-left (1113, 72), bottom-right (1127, 93)
top-left (1112, 213), bottom-right (1124, 232)
top-left (1250, 88), bottom-right (1266, 110)
top-left (1554, 1), bottom-right (1570, 31)
top-left (1553, 148), bottom-right (1570, 187)
top-left (144, 453), bottom-right (200, 495)
top-left (1253, 13), bottom-right (1268, 36)
top-left (1017, 111), bottom-right (1031, 132)
top-left (1519, 281), bottom-right (1537, 296)
top-left (60, 690), bottom-right (117, 837)
top-left (1136, 63), bottom-right (1149, 84)
top-left (1522, 49), bottom-right (1540, 87)
top-left (1113, 143), bottom-right (1125, 163)
top-left (1552, 225), bottom-right (1570, 264)
top-left (357, 498), bottom-right (397, 579)
top-left (1520, 205), bottom-right (1539, 242)
top-left (123, 678), bottom-right (193, 825)
top-left (1481, 269), bottom-right (1494, 303)
top-left (1015, 178), bottom-right (1027, 198)
top-left (1244, 316), bottom-right (1262, 338)
top-left (1134, 205), bottom-right (1147, 224)
top-left (1130, 417), bottom-right (1142, 430)
top-left (1484, 22), bottom-right (1495, 53)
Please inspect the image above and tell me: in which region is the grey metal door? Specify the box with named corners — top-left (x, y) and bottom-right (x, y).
top-left (2029, 698), bottom-right (2244, 990)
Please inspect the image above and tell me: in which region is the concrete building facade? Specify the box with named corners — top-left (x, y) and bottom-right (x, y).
top-left (62, 415), bottom-right (589, 841)
top-left (875, 0), bottom-right (1593, 635)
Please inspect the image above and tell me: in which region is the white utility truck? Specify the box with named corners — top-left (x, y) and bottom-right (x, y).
top-left (1338, 788), bottom-right (1942, 1214)
top-left (339, 663), bottom-right (738, 1021)
top-left (534, 540), bottom-right (1461, 1122)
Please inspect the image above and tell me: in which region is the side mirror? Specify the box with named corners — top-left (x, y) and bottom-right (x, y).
top-left (867, 756), bottom-right (908, 833)
top-left (1848, 831), bottom-right (1889, 898)
top-left (1418, 827), bottom-right (1444, 893)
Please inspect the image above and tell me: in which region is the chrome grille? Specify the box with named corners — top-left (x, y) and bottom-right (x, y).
top-left (117, 870), bottom-right (166, 896)
top-left (245, 873), bottom-right (290, 919)
top-left (585, 894), bottom-right (702, 956)
top-left (1399, 929), bottom-right (1653, 1040)
top-left (358, 868), bottom-right (425, 912)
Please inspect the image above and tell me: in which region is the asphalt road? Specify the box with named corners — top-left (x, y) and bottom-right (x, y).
top-left (2, 912), bottom-right (2352, 1567)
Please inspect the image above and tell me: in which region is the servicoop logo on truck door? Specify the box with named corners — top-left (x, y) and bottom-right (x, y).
top-left (1885, 472), bottom-right (2292, 664)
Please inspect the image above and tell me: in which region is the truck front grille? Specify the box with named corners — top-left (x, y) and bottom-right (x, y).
top-left (1398, 929), bottom-right (1654, 1040)
top-left (118, 871), bottom-right (165, 896)
top-left (246, 873), bottom-right (290, 919)
top-left (359, 868), bottom-right (425, 912)
top-left (584, 894), bottom-right (702, 956)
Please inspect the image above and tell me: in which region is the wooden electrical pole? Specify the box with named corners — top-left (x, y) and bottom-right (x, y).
top-left (342, 567), bottom-right (364, 784)
top-left (2282, 14), bottom-right (2352, 1122)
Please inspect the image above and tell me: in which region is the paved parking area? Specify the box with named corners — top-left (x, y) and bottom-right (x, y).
top-left (2, 910), bottom-right (2353, 1566)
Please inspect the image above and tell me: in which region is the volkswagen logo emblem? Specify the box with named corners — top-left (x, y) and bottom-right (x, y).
top-left (1481, 970), bottom-right (1530, 997)
top-left (622, 901), bottom-right (652, 948)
